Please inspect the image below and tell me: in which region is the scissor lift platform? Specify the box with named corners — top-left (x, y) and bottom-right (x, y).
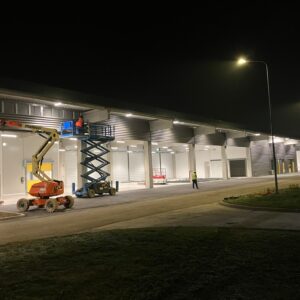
top-left (61, 120), bottom-right (116, 198)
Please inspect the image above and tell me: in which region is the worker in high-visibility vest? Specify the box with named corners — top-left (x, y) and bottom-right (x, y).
top-left (192, 171), bottom-right (199, 189)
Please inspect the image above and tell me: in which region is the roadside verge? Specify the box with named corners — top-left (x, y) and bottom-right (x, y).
top-left (219, 199), bottom-right (300, 213)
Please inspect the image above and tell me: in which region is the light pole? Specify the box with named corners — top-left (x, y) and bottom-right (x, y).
top-left (237, 57), bottom-right (279, 193)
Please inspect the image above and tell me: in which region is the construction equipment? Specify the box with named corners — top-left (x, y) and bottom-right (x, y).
top-left (61, 120), bottom-right (116, 198)
top-left (0, 119), bottom-right (74, 213)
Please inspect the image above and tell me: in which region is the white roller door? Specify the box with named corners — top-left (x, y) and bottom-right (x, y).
top-left (112, 151), bottom-right (129, 182)
top-left (210, 160), bottom-right (223, 178)
top-left (63, 150), bottom-right (78, 193)
top-left (152, 153), bottom-right (160, 169)
top-left (2, 137), bottom-right (24, 195)
top-left (129, 152), bottom-right (145, 181)
top-left (161, 153), bottom-right (174, 179)
top-left (175, 152), bottom-right (189, 179)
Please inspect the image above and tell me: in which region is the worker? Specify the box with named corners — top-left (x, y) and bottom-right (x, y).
top-left (192, 171), bottom-right (199, 189)
top-left (75, 114), bottom-right (84, 134)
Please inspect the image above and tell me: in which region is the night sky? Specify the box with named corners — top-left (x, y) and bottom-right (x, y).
top-left (1, 5), bottom-right (300, 137)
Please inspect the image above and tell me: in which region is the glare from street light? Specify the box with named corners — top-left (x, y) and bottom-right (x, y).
top-left (237, 57), bottom-right (248, 65)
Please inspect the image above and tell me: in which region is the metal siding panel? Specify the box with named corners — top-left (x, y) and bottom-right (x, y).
top-left (43, 106), bottom-right (52, 117)
top-left (195, 133), bottom-right (226, 145)
top-left (151, 127), bottom-right (194, 144)
top-left (250, 140), bottom-right (271, 176)
top-left (274, 143), bottom-right (285, 159)
top-left (102, 115), bottom-right (150, 141)
top-left (226, 137), bottom-right (250, 147)
top-left (17, 102), bottom-right (30, 115)
top-left (31, 105), bottom-right (41, 116)
top-left (4, 101), bottom-right (16, 114)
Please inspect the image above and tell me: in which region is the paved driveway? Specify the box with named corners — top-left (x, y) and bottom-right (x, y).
top-left (0, 175), bottom-right (299, 245)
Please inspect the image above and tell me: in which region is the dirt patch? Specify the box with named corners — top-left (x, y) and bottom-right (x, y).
top-left (0, 211), bottom-right (24, 220)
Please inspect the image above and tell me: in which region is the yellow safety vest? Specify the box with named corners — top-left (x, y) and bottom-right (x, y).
top-left (192, 173), bottom-right (197, 180)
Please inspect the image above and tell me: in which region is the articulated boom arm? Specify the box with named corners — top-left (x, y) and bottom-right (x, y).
top-left (0, 120), bottom-right (60, 182)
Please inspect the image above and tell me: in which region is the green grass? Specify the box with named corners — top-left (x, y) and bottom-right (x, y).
top-left (225, 186), bottom-right (300, 210)
top-left (0, 227), bottom-right (299, 299)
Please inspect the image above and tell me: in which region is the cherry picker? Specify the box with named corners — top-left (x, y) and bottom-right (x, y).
top-left (0, 119), bottom-right (74, 213)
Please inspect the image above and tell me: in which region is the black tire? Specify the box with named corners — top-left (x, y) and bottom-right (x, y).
top-left (45, 199), bottom-right (58, 213)
top-left (64, 195), bottom-right (74, 208)
top-left (16, 198), bottom-right (29, 212)
top-left (87, 189), bottom-right (96, 198)
top-left (109, 188), bottom-right (116, 196)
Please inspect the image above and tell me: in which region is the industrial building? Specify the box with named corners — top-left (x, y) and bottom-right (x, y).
top-left (0, 80), bottom-right (299, 200)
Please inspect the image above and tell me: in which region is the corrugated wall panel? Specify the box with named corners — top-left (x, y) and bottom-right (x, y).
top-left (0, 113), bottom-right (65, 131)
top-left (102, 115), bottom-right (150, 141)
top-left (151, 126), bottom-right (194, 144)
top-left (250, 140), bottom-right (271, 176)
top-left (226, 137), bottom-right (250, 147)
top-left (195, 133), bottom-right (226, 145)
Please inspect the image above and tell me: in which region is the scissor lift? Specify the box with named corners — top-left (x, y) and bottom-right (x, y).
top-left (61, 120), bottom-right (116, 198)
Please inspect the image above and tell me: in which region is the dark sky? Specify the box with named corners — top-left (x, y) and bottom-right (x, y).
top-left (1, 4), bottom-right (300, 137)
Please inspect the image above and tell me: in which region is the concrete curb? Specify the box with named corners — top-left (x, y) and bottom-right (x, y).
top-left (219, 200), bottom-right (300, 213)
top-left (0, 211), bottom-right (25, 220)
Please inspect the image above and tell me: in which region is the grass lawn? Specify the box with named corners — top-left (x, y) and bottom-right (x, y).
top-left (224, 186), bottom-right (300, 210)
top-left (0, 227), bottom-right (299, 299)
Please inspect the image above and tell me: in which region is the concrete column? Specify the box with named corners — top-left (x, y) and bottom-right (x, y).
top-left (246, 147), bottom-right (253, 177)
top-left (144, 141), bottom-right (153, 188)
top-left (77, 140), bottom-right (85, 189)
top-left (0, 136), bottom-right (2, 200)
top-left (221, 146), bottom-right (229, 179)
top-left (188, 144), bottom-right (196, 181)
top-left (172, 153), bottom-right (177, 179)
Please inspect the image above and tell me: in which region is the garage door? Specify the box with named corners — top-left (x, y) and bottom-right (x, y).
top-left (129, 152), bottom-right (145, 181)
top-left (64, 150), bottom-right (77, 193)
top-left (112, 151), bottom-right (129, 182)
top-left (161, 153), bottom-right (174, 179)
top-left (229, 160), bottom-right (246, 177)
top-left (210, 160), bottom-right (223, 178)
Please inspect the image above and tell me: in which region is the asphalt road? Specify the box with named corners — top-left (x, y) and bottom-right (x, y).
top-left (0, 175), bottom-right (299, 245)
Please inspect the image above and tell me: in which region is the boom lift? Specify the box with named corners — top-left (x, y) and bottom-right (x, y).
top-left (0, 119), bottom-right (74, 213)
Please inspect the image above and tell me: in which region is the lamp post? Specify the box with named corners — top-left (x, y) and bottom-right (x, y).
top-left (237, 57), bottom-right (279, 193)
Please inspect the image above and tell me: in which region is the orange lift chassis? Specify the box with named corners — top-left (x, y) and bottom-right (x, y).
top-left (0, 120), bottom-right (74, 213)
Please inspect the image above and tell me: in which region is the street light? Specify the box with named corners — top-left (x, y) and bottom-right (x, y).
top-left (237, 57), bottom-right (279, 193)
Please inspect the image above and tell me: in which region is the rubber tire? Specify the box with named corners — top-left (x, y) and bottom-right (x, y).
top-left (109, 188), bottom-right (116, 196)
top-left (17, 198), bottom-right (29, 212)
top-left (64, 195), bottom-right (74, 208)
top-left (87, 189), bottom-right (96, 198)
top-left (45, 199), bottom-right (58, 213)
